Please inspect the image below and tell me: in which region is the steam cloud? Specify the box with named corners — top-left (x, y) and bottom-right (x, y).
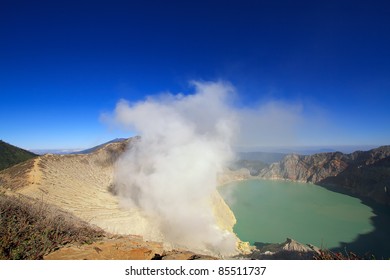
top-left (110, 81), bottom-right (303, 255)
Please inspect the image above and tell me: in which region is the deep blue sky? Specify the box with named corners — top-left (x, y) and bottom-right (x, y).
top-left (1, 0), bottom-right (389, 150)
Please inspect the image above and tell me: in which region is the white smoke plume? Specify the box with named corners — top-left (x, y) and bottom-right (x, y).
top-left (112, 81), bottom-right (238, 255)
top-left (110, 80), bottom-right (304, 255)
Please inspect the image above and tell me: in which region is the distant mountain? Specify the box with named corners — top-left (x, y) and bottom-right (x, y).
top-left (259, 145), bottom-right (390, 205)
top-left (228, 152), bottom-right (287, 176)
top-left (30, 149), bottom-right (83, 155)
top-left (229, 159), bottom-right (268, 176)
top-left (280, 145), bottom-right (378, 155)
top-left (29, 139), bottom-right (132, 156)
top-left (73, 138), bottom-right (129, 154)
top-left (237, 151), bottom-right (287, 164)
top-left (236, 145), bottom-right (377, 155)
top-left (0, 140), bottom-right (37, 171)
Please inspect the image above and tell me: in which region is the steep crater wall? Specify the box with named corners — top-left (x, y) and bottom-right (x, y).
top-left (258, 146), bottom-right (390, 205)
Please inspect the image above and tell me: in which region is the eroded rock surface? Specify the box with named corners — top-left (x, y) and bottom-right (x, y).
top-left (259, 146), bottom-right (390, 204)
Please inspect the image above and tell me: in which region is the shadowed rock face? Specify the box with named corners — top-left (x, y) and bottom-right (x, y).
top-left (260, 152), bottom-right (349, 182)
top-left (259, 146), bottom-right (390, 205)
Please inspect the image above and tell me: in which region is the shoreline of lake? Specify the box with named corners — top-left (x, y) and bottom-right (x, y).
top-left (219, 178), bottom-right (390, 258)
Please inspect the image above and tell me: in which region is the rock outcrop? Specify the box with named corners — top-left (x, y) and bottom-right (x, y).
top-left (259, 146), bottom-right (390, 204)
top-left (244, 238), bottom-right (320, 260)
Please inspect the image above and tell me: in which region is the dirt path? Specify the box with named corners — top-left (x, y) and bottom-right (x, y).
top-left (19, 157), bottom-right (47, 197)
top-left (28, 157), bottom-right (42, 185)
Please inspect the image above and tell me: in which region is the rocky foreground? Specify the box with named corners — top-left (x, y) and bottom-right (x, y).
top-left (43, 235), bottom-right (319, 260)
top-left (43, 235), bottom-right (218, 260)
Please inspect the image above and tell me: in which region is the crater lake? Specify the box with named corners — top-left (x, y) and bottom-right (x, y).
top-left (220, 179), bottom-right (375, 251)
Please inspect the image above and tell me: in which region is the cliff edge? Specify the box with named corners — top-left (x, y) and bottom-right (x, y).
top-left (259, 146), bottom-right (390, 204)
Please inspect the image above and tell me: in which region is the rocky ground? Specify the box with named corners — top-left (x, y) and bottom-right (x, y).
top-left (43, 235), bottom-right (218, 260)
top-left (0, 138), bottom-right (241, 259)
top-left (3, 139), bottom-right (386, 259)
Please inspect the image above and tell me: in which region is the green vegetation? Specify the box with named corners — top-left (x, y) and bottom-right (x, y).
top-left (0, 140), bottom-right (37, 171)
top-left (0, 192), bottom-right (105, 259)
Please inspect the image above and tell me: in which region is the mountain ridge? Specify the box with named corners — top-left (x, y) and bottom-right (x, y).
top-left (73, 138), bottom-right (131, 154)
top-left (0, 140), bottom-right (37, 171)
top-left (258, 145), bottom-right (390, 205)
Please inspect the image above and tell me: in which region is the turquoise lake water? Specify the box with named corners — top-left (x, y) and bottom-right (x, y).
top-left (219, 179), bottom-right (375, 249)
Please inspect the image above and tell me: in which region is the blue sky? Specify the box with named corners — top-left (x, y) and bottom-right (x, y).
top-left (1, 0), bottom-right (389, 150)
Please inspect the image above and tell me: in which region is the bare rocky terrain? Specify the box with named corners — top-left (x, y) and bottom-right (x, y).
top-left (259, 146), bottom-right (390, 205)
top-left (43, 235), bottom-right (217, 260)
top-left (4, 138), bottom-right (374, 259)
top-left (1, 138), bottom-right (164, 240)
top-left (0, 138), bottom-right (243, 259)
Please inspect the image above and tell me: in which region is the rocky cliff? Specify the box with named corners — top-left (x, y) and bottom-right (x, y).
top-left (259, 146), bottom-right (390, 205)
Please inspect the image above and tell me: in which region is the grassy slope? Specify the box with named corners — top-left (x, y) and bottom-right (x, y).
top-left (0, 192), bottom-right (105, 259)
top-left (0, 140), bottom-right (37, 171)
